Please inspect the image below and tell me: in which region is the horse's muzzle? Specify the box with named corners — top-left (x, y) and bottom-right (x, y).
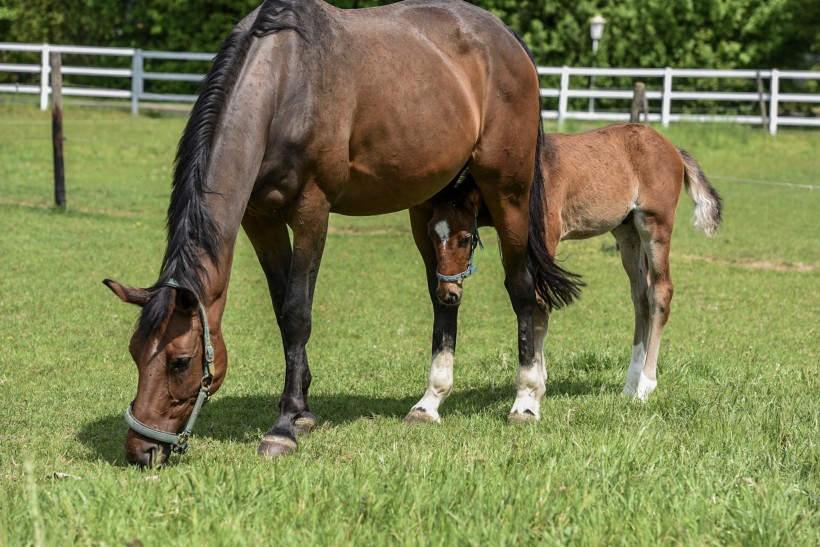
top-left (125, 431), bottom-right (172, 468)
top-left (436, 284), bottom-right (462, 307)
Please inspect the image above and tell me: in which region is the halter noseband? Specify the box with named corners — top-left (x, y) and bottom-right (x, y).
top-left (124, 279), bottom-right (214, 454)
top-left (435, 214), bottom-right (484, 283)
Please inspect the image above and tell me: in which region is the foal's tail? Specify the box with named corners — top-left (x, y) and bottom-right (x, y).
top-left (678, 148), bottom-right (724, 237)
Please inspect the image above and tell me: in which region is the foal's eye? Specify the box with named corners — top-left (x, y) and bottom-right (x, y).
top-left (458, 234), bottom-right (472, 248)
top-left (170, 356), bottom-right (192, 371)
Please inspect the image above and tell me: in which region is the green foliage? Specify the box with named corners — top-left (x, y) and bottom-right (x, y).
top-left (0, 0), bottom-right (817, 69)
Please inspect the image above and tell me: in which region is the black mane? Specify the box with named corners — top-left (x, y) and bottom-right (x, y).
top-left (136, 0), bottom-right (307, 338)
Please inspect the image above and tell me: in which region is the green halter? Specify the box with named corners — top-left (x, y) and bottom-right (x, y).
top-left (124, 279), bottom-right (214, 454)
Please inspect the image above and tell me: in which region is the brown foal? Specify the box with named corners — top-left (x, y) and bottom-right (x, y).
top-left (423, 123), bottom-right (723, 413)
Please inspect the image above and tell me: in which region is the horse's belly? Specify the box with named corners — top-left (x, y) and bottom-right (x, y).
top-left (559, 197), bottom-right (635, 240)
top-left (330, 167), bottom-right (461, 216)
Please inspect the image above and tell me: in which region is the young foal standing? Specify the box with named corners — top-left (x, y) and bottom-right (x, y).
top-left (421, 124), bottom-right (722, 414)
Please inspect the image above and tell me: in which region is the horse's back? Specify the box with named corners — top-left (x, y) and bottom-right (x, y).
top-left (546, 124), bottom-right (684, 240)
top-left (246, 0), bottom-right (540, 216)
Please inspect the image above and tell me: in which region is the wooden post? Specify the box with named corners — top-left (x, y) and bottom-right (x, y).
top-left (51, 51), bottom-right (66, 208)
top-left (756, 70), bottom-right (769, 130)
top-left (630, 81), bottom-right (647, 123)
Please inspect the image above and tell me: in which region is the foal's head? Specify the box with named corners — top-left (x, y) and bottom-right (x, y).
top-left (428, 181), bottom-right (483, 306)
top-left (104, 279), bottom-right (226, 467)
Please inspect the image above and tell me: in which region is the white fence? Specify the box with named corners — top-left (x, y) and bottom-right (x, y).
top-left (1, 42), bottom-right (819, 135)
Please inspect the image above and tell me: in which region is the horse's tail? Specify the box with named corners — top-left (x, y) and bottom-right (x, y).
top-left (505, 27), bottom-right (583, 311)
top-left (528, 132), bottom-right (584, 311)
top-left (678, 148), bottom-right (723, 237)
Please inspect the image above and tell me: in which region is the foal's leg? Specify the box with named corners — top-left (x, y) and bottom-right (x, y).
top-left (611, 224), bottom-right (650, 396)
top-left (243, 213), bottom-right (316, 436)
top-left (404, 206), bottom-right (459, 424)
top-left (633, 212), bottom-right (675, 401)
top-left (257, 185), bottom-right (331, 457)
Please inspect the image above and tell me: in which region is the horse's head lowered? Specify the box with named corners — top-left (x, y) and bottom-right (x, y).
top-left (104, 279), bottom-right (226, 467)
top-left (428, 182), bottom-right (484, 307)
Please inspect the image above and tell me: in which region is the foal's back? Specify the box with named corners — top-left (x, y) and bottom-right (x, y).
top-left (544, 124), bottom-right (684, 244)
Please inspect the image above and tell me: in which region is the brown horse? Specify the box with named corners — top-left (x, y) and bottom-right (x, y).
top-left (103, 0), bottom-right (580, 466)
top-left (419, 123), bottom-right (722, 418)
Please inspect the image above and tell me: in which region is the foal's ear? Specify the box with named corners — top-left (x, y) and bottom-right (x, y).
top-left (103, 279), bottom-right (152, 307)
top-left (173, 286), bottom-right (199, 315)
top-left (467, 188), bottom-right (483, 214)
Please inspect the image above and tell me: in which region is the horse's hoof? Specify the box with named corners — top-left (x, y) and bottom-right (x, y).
top-left (403, 408), bottom-right (438, 424)
top-left (507, 411), bottom-right (538, 424)
top-left (257, 435), bottom-right (297, 458)
top-left (293, 412), bottom-right (317, 436)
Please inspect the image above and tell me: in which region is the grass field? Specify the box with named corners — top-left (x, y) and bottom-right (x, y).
top-left (0, 99), bottom-right (818, 545)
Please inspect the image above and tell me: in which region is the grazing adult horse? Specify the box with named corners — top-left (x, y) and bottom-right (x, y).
top-left (422, 124), bottom-right (722, 412)
top-left (103, 0), bottom-right (580, 467)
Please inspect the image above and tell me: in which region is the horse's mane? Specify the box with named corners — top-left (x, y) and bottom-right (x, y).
top-left (137, 0), bottom-right (308, 337)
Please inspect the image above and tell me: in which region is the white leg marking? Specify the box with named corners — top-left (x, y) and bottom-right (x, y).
top-left (433, 220), bottom-right (450, 243)
top-left (636, 371), bottom-right (657, 402)
top-left (623, 342), bottom-right (646, 396)
top-left (509, 362), bottom-right (546, 420)
top-left (411, 349), bottom-right (454, 422)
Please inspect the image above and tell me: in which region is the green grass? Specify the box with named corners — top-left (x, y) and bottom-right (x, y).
top-left (0, 101), bottom-right (818, 545)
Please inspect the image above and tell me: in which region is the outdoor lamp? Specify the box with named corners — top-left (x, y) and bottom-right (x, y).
top-left (590, 14), bottom-right (606, 55)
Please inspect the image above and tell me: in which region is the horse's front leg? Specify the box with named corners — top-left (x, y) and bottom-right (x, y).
top-left (243, 212), bottom-right (317, 437)
top-left (257, 186), bottom-right (330, 458)
top-left (404, 206), bottom-right (459, 424)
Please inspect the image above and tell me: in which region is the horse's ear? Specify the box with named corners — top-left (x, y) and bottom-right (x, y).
top-left (173, 286), bottom-right (199, 315)
top-left (103, 279), bottom-right (152, 307)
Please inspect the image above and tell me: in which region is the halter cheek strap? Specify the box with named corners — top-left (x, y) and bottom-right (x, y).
top-left (435, 215), bottom-right (484, 283)
top-left (124, 279), bottom-right (214, 454)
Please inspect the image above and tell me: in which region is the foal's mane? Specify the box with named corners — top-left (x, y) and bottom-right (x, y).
top-left (137, 0), bottom-right (308, 337)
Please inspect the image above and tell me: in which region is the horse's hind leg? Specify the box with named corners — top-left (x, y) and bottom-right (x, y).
top-left (404, 205), bottom-right (459, 424)
top-left (471, 168), bottom-right (542, 422)
top-left (633, 211), bottom-right (675, 401)
top-left (612, 224), bottom-right (650, 395)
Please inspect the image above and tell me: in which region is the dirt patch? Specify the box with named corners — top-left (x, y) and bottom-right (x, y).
top-left (744, 261), bottom-right (816, 273)
top-left (675, 253), bottom-right (817, 273)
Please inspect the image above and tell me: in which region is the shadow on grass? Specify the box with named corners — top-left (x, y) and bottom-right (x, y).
top-left (77, 377), bottom-right (607, 463)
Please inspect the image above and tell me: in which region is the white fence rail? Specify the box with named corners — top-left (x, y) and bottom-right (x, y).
top-left (1, 42), bottom-right (819, 135)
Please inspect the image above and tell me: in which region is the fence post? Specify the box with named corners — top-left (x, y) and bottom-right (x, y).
top-left (51, 52), bottom-right (66, 208)
top-left (661, 66), bottom-right (672, 127)
top-left (768, 69), bottom-right (779, 136)
top-left (558, 66), bottom-right (569, 128)
top-left (756, 70), bottom-right (769, 129)
top-left (131, 49), bottom-right (143, 116)
top-left (630, 82), bottom-right (647, 123)
top-left (39, 44), bottom-right (50, 111)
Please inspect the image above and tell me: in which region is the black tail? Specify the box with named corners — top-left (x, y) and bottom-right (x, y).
top-left (507, 28), bottom-right (583, 311)
top-left (527, 129), bottom-right (584, 311)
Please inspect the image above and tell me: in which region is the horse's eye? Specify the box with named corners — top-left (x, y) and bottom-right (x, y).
top-left (170, 356), bottom-right (192, 371)
top-left (458, 234), bottom-right (472, 248)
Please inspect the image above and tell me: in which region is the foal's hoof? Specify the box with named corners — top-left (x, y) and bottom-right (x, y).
top-left (293, 412), bottom-right (317, 436)
top-left (507, 410), bottom-right (538, 424)
top-left (403, 408), bottom-right (438, 424)
top-left (257, 435), bottom-right (297, 458)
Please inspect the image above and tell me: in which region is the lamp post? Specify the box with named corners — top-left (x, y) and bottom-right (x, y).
top-left (588, 14), bottom-right (606, 113)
